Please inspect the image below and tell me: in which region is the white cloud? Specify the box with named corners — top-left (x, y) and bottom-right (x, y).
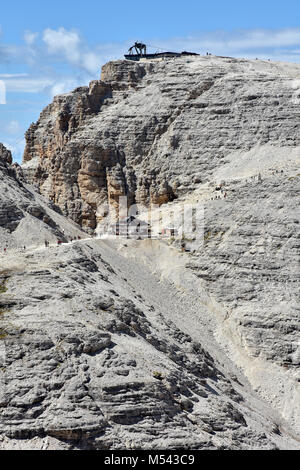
top-left (151, 28), bottom-right (300, 59)
top-left (4, 76), bottom-right (54, 93)
top-left (24, 30), bottom-right (39, 46)
top-left (0, 73), bottom-right (29, 78)
top-left (43, 27), bottom-right (81, 63)
top-left (0, 80), bottom-right (5, 104)
top-left (2, 138), bottom-right (25, 163)
top-left (81, 51), bottom-right (102, 74)
top-left (41, 27), bottom-right (124, 74)
top-left (4, 120), bottom-right (21, 135)
top-left (47, 78), bottom-right (83, 97)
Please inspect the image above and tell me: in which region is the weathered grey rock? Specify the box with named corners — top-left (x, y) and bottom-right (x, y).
top-left (22, 56), bottom-right (300, 232)
top-left (0, 56), bottom-right (299, 450)
top-left (0, 146), bottom-right (87, 250)
top-left (0, 144), bottom-right (12, 165)
top-left (1, 240), bottom-right (298, 450)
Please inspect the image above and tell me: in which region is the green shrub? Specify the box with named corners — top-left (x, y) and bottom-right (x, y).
top-left (152, 371), bottom-right (164, 380)
top-left (0, 278), bottom-right (8, 294)
top-left (0, 328), bottom-right (7, 339)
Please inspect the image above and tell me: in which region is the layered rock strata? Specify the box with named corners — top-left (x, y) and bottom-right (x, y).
top-left (22, 57), bottom-right (300, 231)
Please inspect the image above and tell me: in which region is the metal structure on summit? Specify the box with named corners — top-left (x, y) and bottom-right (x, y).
top-left (128, 42), bottom-right (147, 56)
top-left (125, 42), bottom-right (198, 61)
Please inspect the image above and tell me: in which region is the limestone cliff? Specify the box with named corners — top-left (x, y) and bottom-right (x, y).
top-left (0, 144), bottom-right (86, 248)
top-left (0, 144), bottom-right (13, 165)
top-left (23, 56), bottom-right (300, 231)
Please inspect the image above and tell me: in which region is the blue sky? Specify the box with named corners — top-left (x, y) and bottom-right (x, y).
top-left (1, 0), bottom-right (300, 162)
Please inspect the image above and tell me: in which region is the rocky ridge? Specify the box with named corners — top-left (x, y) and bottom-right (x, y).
top-left (22, 56), bottom-right (300, 231)
top-left (0, 144), bottom-right (86, 250)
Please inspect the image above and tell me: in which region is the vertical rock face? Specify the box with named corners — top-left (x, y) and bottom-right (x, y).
top-left (22, 56), bottom-right (299, 231)
top-left (0, 144), bottom-right (12, 165)
top-left (0, 142), bottom-right (86, 247)
top-left (22, 80), bottom-right (113, 230)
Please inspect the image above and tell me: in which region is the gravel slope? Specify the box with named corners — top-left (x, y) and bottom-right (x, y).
top-left (0, 237), bottom-right (299, 449)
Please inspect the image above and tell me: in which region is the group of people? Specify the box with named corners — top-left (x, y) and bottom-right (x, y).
top-left (45, 235), bottom-right (83, 247)
top-left (211, 192), bottom-right (227, 200)
top-left (1, 234), bottom-right (84, 256)
top-left (211, 183), bottom-right (228, 200)
top-left (209, 167), bottom-right (286, 203)
top-left (1, 245), bottom-right (26, 255)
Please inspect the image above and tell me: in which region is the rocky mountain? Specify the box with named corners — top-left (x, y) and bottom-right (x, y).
top-left (0, 55), bottom-right (299, 450)
top-left (0, 144), bottom-right (86, 251)
top-left (23, 56), bottom-right (300, 231)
